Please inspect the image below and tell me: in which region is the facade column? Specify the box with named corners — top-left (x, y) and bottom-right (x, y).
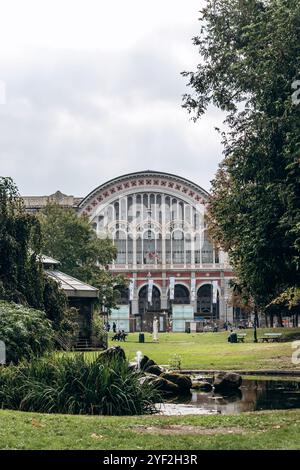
top-left (161, 271), bottom-right (168, 310)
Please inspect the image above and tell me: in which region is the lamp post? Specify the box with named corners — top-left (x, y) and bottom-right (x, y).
top-left (253, 306), bottom-right (258, 343)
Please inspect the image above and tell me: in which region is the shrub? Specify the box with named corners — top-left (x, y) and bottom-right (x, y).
top-left (0, 352), bottom-right (160, 415)
top-left (0, 301), bottom-right (54, 363)
top-left (91, 313), bottom-right (107, 348)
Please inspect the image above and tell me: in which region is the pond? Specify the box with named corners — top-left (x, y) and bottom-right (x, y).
top-left (157, 377), bottom-right (300, 415)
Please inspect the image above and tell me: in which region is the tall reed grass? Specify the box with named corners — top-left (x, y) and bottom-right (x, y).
top-left (0, 352), bottom-right (160, 415)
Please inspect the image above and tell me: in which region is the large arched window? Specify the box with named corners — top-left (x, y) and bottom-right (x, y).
top-left (197, 284), bottom-right (219, 319)
top-left (143, 230), bottom-right (156, 264)
top-left (169, 284), bottom-right (190, 305)
top-left (114, 230), bottom-right (127, 264)
top-left (197, 284), bottom-right (212, 314)
top-left (185, 233), bottom-right (192, 265)
top-left (138, 285), bottom-right (161, 313)
top-left (136, 234), bottom-right (143, 265)
top-left (172, 230), bottom-right (184, 264)
top-left (202, 230), bottom-right (213, 264)
top-left (127, 234), bottom-right (133, 264)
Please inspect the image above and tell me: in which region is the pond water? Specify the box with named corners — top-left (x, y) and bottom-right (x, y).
top-left (157, 377), bottom-right (300, 415)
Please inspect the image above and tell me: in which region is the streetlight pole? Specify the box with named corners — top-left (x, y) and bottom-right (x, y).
top-left (253, 306), bottom-right (258, 343)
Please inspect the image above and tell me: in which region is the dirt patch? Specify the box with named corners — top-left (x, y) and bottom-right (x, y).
top-left (130, 425), bottom-right (247, 435)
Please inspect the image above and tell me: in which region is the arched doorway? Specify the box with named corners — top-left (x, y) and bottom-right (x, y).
top-left (138, 285), bottom-right (161, 314)
top-left (168, 284), bottom-right (190, 309)
top-left (197, 284), bottom-right (219, 320)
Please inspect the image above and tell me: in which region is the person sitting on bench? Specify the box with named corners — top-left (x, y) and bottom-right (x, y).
top-left (112, 330), bottom-right (128, 342)
top-left (228, 330), bottom-right (238, 343)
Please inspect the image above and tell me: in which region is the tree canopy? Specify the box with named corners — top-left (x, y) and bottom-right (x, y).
top-left (38, 203), bottom-right (128, 311)
top-left (183, 0), bottom-right (300, 308)
top-left (0, 177), bottom-right (67, 327)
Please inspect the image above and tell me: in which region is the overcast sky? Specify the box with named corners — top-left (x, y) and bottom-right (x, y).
top-left (0, 0), bottom-right (225, 196)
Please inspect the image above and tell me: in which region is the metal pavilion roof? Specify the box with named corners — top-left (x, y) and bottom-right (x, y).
top-left (46, 271), bottom-right (99, 298)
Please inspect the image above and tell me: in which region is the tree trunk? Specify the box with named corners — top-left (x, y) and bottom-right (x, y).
top-left (265, 314), bottom-right (269, 328)
top-left (277, 312), bottom-right (283, 327)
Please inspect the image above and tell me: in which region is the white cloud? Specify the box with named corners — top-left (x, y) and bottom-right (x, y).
top-left (0, 1), bottom-right (226, 196)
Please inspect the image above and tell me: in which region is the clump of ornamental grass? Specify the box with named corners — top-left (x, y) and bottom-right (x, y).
top-left (0, 352), bottom-right (160, 415)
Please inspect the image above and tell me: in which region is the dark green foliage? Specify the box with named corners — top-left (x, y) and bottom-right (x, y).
top-left (43, 276), bottom-right (67, 327)
top-left (38, 203), bottom-right (128, 312)
top-left (0, 177), bottom-right (44, 308)
top-left (0, 353), bottom-right (160, 415)
top-left (38, 204), bottom-right (117, 282)
top-left (183, 0), bottom-right (300, 307)
top-left (0, 301), bottom-right (54, 363)
top-left (0, 177), bottom-right (73, 336)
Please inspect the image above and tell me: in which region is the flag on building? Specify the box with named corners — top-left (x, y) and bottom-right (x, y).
top-left (129, 279), bottom-right (135, 301)
top-left (212, 281), bottom-right (218, 303)
top-left (148, 278), bottom-right (154, 304)
top-left (169, 277), bottom-right (175, 300)
top-left (191, 278), bottom-right (196, 302)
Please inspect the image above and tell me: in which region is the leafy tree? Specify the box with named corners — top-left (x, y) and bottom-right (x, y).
top-left (0, 177), bottom-right (69, 332)
top-left (183, 0), bottom-right (300, 308)
top-left (0, 177), bottom-right (44, 307)
top-left (38, 204), bottom-right (116, 281)
top-left (38, 203), bottom-right (128, 311)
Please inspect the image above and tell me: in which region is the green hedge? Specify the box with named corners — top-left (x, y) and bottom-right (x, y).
top-left (0, 301), bottom-right (54, 363)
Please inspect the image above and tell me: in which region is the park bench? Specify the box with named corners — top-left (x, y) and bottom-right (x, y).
top-left (237, 333), bottom-right (247, 343)
top-left (261, 333), bottom-right (283, 343)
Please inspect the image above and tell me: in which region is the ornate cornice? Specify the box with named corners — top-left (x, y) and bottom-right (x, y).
top-left (78, 170), bottom-right (210, 216)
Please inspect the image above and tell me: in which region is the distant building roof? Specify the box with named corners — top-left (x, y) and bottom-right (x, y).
top-left (22, 191), bottom-right (83, 210)
top-left (46, 270), bottom-right (99, 298)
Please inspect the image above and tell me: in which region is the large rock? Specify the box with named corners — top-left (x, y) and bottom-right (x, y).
top-left (151, 377), bottom-right (180, 394)
top-left (140, 355), bottom-right (151, 370)
top-left (213, 372), bottom-right (242, 392)
top-left (191, 380), bottom-right (213, 392)
top-left (143, 359), bottom-right (156, 370)
top-left (146, 365), bottom-right (163, 376)
top-left (160, 372), bottom-right (192, 393)
top-left (100, 346), bottom-right (126, 362)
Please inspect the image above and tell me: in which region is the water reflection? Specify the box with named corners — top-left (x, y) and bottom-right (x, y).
top-left (169, 378), bottom-right (300, 415)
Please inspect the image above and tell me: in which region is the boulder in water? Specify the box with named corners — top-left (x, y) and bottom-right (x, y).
top-left (160, 372), bottom-right (192, 393)
top-left (213, 372), bottom-right (242, 392)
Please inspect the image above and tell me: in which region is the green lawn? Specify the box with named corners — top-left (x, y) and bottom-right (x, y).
top-left (107, 329), bottom-right (300, 371)
top-left (1, 408), bottom-right (300, 450)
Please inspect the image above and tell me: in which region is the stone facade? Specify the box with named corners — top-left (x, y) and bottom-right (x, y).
top-left (23, 171), bottom-right (245, 331)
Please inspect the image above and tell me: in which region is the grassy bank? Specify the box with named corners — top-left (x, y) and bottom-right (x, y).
top-left (106, 329), bottom-right (300, 370)
top-left (1, 408), bottom-right (300, 450)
